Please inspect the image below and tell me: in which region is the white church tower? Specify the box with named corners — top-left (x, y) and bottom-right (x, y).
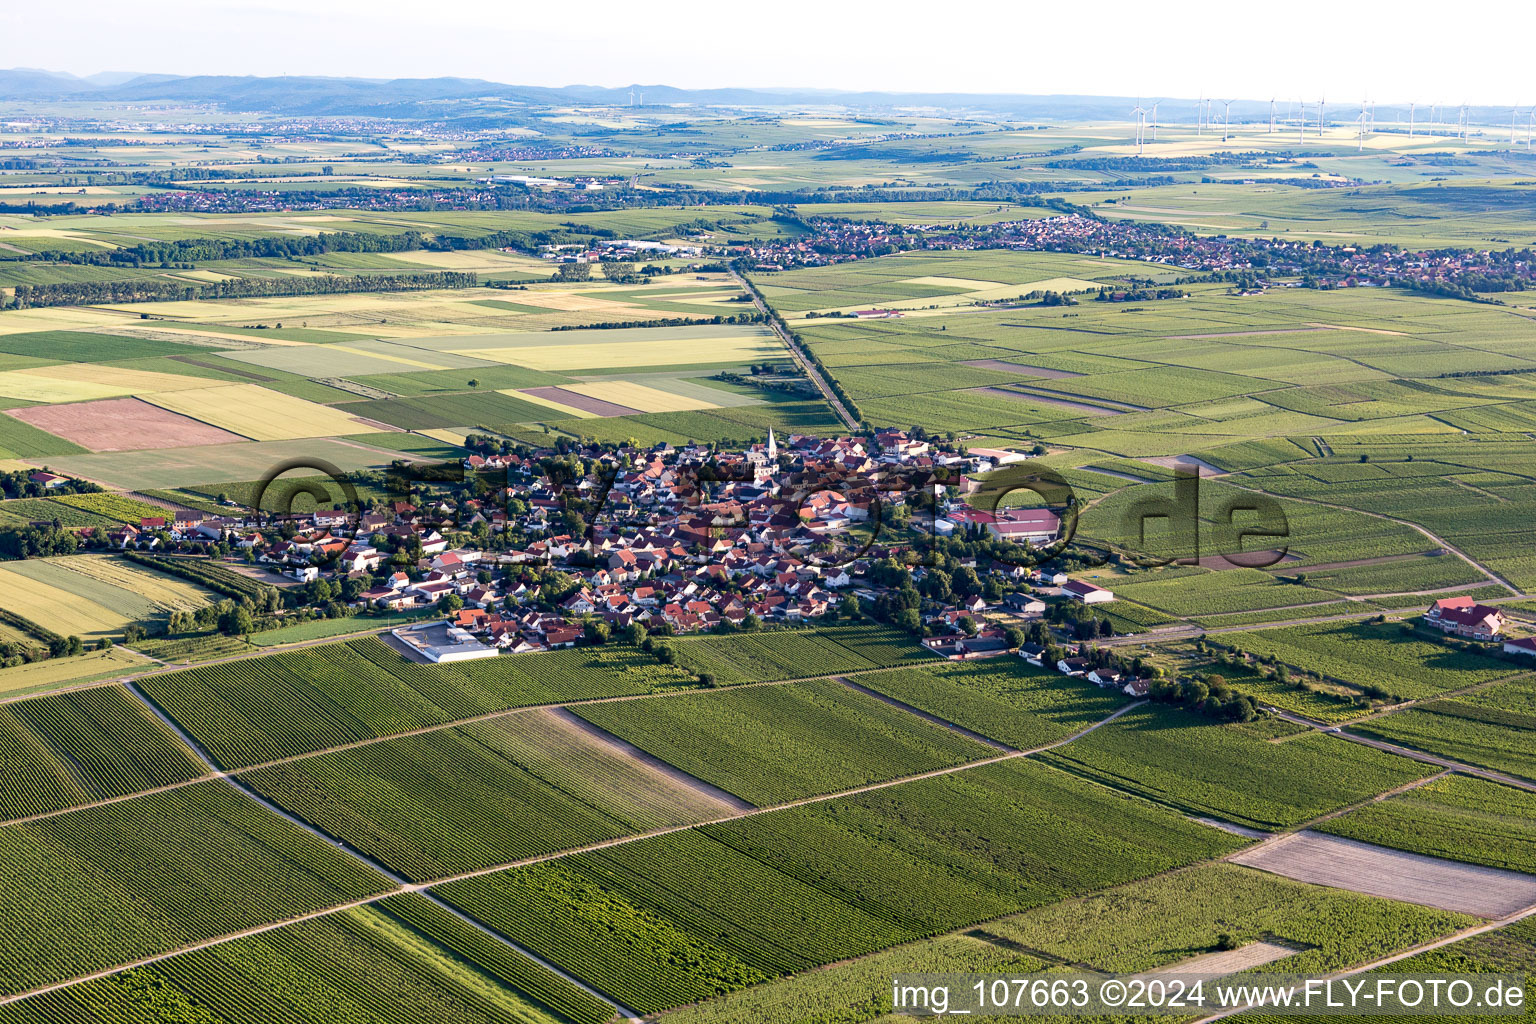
top-left (766, 427), bottom-right (777, 462)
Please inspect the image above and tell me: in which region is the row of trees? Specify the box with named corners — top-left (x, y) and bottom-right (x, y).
top-left (7, 271), bottom-right (477, 310)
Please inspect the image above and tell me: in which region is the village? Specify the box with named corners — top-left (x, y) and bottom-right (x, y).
top-left (42, 428), bottom-right (1115, 664)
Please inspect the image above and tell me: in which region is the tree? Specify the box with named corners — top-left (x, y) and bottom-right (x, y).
top-left (440, 593), bottom-right (464, 614)
top-left (584, 619), bottom-right (611, 645)
top-left (467, 378), bottom-right (480, 390)
top-left (219, 606), bottom-right (253, 636)
top-left (894, 608), bottom-right (922, 634)
top-left (1004, 626), bottom-right (1026, 648)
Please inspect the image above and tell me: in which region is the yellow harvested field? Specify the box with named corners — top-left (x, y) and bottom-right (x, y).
top-left (901, 275), bottom-right (1011, 290)
top-left (142, 384), bottom-right (385, 441)
top-left (0, 371), bottom-right (131, 404)
top-left (0, 459), bottom-right (33, 473)
top-left (458, 335), bottom-right (784, 372)
top-left (58, 554), bottom-right (215, 610)
top-left (0, 567), bottom-right (131, 638)
top-left (0, 307), bottom-right (131, 336)
top-left (503, 389), bottom-right (596, 418)
top-left (327, 344), bottom-right (442, 370)
top-left (0, 362), bottom-right (215, 404)
top-left (416, 427), bottom-right (478, 444)
top-left (563, 380), bottom-right (719, 413)
top-left (22, 362), bottom-right (211, 391)
top-left (508, 290), bottom-right (649, 314)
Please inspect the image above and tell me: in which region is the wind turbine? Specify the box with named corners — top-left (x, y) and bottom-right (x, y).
top-left (1459, 102), bottom-right (1469, 140)
top-left (1513, 107), bottom-right (1521, 146)
top-left (1318, 97), bottom-right (1326, 138)
top-left (1149, 101), bottom-right (1160, 141)
top-left (1131, 105), bottom-right (1147, 156)
top-left (1196, 91), bottom-right (1204, 136)
top-left (1356, 110), bottom-right (1369, 151)
top-left (1297, 99), bottom-right (1306, 143)
top-left (628, 89), bottom-right (635, 107)
top-left (1269, 98), bottom-right (1277, 133)
top-left (1222, 100), bottom-right (1234, 142)
top-left (1408, 101), bottom-right (1415, 138)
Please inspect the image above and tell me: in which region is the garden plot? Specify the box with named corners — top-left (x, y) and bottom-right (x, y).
top-left (1231, 831), bottom-right (1536, 919)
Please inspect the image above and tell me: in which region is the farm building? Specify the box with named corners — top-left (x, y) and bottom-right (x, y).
top-left (1503, 637), bottom-right (1536, 657)
top-left (392, 622), bottom-right (499, 664)
top-left (1062, 579), bottom-right (1115, 604)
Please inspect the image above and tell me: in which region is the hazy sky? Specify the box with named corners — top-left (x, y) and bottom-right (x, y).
top-left (5, 0), bottom-right (1531, 105)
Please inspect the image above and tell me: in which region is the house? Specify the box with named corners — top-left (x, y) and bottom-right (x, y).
top-left (983, 509), bottom-right (1061, 545)
top-left (1087, 667), bottom-right (1123, 687)
top-left (1017, 642), bottom-right (1045, 665)
top-left (28, 471), bottom-right (65, 489)
top-left (1062, 580), bottom-right (1115, 604)
top-left (1056, 656), bottom-right (1090, 676)
top-left (1122, 678), bottom-right (1151, 697)
top-left (1425, 598), bottom-right (1504, 640)
top-left (287, 565), bottom-right (320, 583)
top-left (1002, 593), bottom-right (1046, 616)
top-left (1504, 637), bottom-right (1536, 658)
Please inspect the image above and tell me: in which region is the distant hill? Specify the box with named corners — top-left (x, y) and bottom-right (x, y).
top-left (0, 70), bottom-right (1517, 126)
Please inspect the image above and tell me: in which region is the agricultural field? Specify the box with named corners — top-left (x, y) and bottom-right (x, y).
top-left (0, 646), bottom-right (150, 700)
top-left (1038, 703), bottom-right (1437, 830)
top-left (241, 708), bottom-right (741, 881)
top-left (0, 684), bottom-right (207, 820)
top-left (0, 554), bottom-right (220, 639)
top-left (665, 625), bottom-right (923, 685)
top-left (1348, 691), bottom-right (1536, 782)
top-left (434, 758), bottom-right (1241, 1014)
top-left (0, 894), bottom-right (616, 1024)
top-left (1221, 620), bottom-right (1517, 700)
top-left (137, 636), bottom-right (700, 769)
top-left (571, 678), bottom-right (994, 805)
top-left (663, 863), bottom-right (1472, 1024)
top-left (1318, 773), bottom-right (1536, 875)
top-left (852, 660), bottom-right (1128, 749)
top-left (0, 780), bottom-right (391, 995)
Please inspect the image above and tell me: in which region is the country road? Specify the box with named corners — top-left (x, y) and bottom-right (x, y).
top-left (731, 266), bottom-right (861, 432)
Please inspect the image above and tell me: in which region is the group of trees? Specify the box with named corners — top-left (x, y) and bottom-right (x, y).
top-left (0, 522), bottom-right (78, 559)
top-left (7, 271), bottom-right (477, 310)
top-left (0, 470), bottom-right (100, 501)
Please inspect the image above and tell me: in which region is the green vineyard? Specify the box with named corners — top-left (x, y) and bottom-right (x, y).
top-left (0, 684), bottom-right (207, 820)
top-left (571, 677), bottom-right (993, 805)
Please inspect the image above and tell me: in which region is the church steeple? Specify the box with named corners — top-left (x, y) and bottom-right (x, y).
top-left (766, 427), bottom-right (776, 461)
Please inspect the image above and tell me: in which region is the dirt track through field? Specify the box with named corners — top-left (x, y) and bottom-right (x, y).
top-left (960, 359), bottom-right (1084, 378)
top-left (547, 707), bottom-right (752, 812)
top-left (0, 695), bottom-right (1148, 1013)
top-left (1230, 830), bottom-right (1536, 919)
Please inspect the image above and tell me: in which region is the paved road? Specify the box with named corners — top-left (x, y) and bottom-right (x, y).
top-left (731, 267), bottom-right (860, 432)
